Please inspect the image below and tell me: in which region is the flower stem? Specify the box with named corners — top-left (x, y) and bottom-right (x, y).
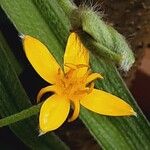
top-left (79, 32), bottom-right (122, 64)
top-left (59, 0), bottom-right (77, 16)
top-left (0, 103), bottom-right (42, 127)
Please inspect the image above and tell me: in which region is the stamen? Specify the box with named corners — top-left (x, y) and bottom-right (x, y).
top-left (57, 68), bottom-right (62, 75)
top-left (76, 64), bottom-right (89, 68)
top-left (57, 68), bottom-right (64, 79)
top-left (64, 63), bottom-right (77, 70)
top-left (37, 85), bottom-right (56, 102)
top-left (64, 63), bottom-right (89, 69)
top-left (74, 89), bottom-right (89, 95)
top-left (86, 73), bottom-right (103, 84)
top-left (81, 69), bottom-right (92, 82)
top-left (68, 100), bottom-right (80, 122)
top-left (88, 82), bottom-right (95, 94)
top-left (65, 68), bottom-right (75, 79)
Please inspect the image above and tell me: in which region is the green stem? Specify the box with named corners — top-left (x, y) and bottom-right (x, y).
top-left (0, 103), bottom-right (42, 127)
top-left (58, 0), bottom-right (77, 16)
top-left (78, 32), bottom-right (121, 64)
top-left (59, 1), bottom-right (134, 71)
top-left (89, 40), bottom-right (122, 63)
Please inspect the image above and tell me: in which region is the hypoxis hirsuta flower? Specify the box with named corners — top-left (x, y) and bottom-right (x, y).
top-left (22, 32), bottom-right (136, 134)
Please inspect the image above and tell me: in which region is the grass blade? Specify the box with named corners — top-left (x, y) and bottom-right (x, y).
top-left (0, 31), bottom-right (68, 149)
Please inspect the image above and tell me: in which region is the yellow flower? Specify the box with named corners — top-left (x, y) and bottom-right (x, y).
top-left (22, 32), bottom-right (136, 134)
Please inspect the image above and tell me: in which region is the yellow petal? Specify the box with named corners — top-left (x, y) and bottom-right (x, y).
top-left (80, 89), bottom-right (136, 116)
top-left (64, 32), bottom-right (89, 76)
top-left (68, 100), bottom-right (80, 122)
top-left (23, 35), bottom-right (61, 84)
top-left (39, 94), bottom-right (70, 133)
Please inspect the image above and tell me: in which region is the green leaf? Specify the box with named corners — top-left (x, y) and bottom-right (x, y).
top-left (0, 31), bottom-right (68, 149)
top-left (80, 54), bottom-right (150, 149)
top-left (80, 9), bottom-right (135, 71)
top-left (59, 1), bottom-right (150, 149)
top-left (1, 0), bottom-right (70, 65)
top-left (0, 32), bottom-right (22, 75)
top-left (1, 0), bottom-right (150, 149)
top-left (59, 1), bottom-right (135, 71)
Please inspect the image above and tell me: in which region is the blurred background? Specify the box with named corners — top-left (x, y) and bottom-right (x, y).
top-left (0, 0), bottom-right (150, 149)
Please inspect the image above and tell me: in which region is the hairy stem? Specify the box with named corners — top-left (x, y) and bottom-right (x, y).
top-left (0, 103), bottom-right (42, 127)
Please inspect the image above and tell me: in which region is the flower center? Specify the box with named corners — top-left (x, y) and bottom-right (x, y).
top-left (36, 64), bottom-right (102, 103)
top-left (55, 65), bottom-right (94, 100)
top-left (36, 64), bottom-right (102, 122)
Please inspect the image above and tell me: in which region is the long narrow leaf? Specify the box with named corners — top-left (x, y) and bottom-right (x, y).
top-left (0, 31), bottom-right (68, 149)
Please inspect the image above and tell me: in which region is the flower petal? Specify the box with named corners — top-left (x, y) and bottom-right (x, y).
top-left (23, 35), bottom-right (61, 84)
top-left (39, 94), bottom-right (70, 133)
top-left (64, 32), bottom-right (89, 76)
top-left (80, 89), bottom-right (136, 116)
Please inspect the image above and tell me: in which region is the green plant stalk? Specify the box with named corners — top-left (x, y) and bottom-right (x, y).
top-left (80, 8), bottom-right (135, 71)
top-left (89, 39), bottom-right (121, 63)
top-left (59, 0), bottom-right (77, 16)
top-left (78, 32), bottom-right (122, 64)
top-left (59, 0), bottom-right (135, 71)
top-left (0, 32), bottom-right (69, 149)
top-left (0, 103), bottom-right (42, 128)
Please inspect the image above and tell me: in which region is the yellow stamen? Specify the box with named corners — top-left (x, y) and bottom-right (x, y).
top-left (68, 100), bottom-right (80, 122)
top-left (37, 85), bottom-right (56, 102)
top-left (88, 82), bottom-right (95, 94)
top-left (86, 73), bottom-right (103, 84)
top-left (64, 63), bottom-right (89, 70)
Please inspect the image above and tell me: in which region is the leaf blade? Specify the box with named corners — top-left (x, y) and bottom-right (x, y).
top-left (0, 29), bottom-right (68, 150)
